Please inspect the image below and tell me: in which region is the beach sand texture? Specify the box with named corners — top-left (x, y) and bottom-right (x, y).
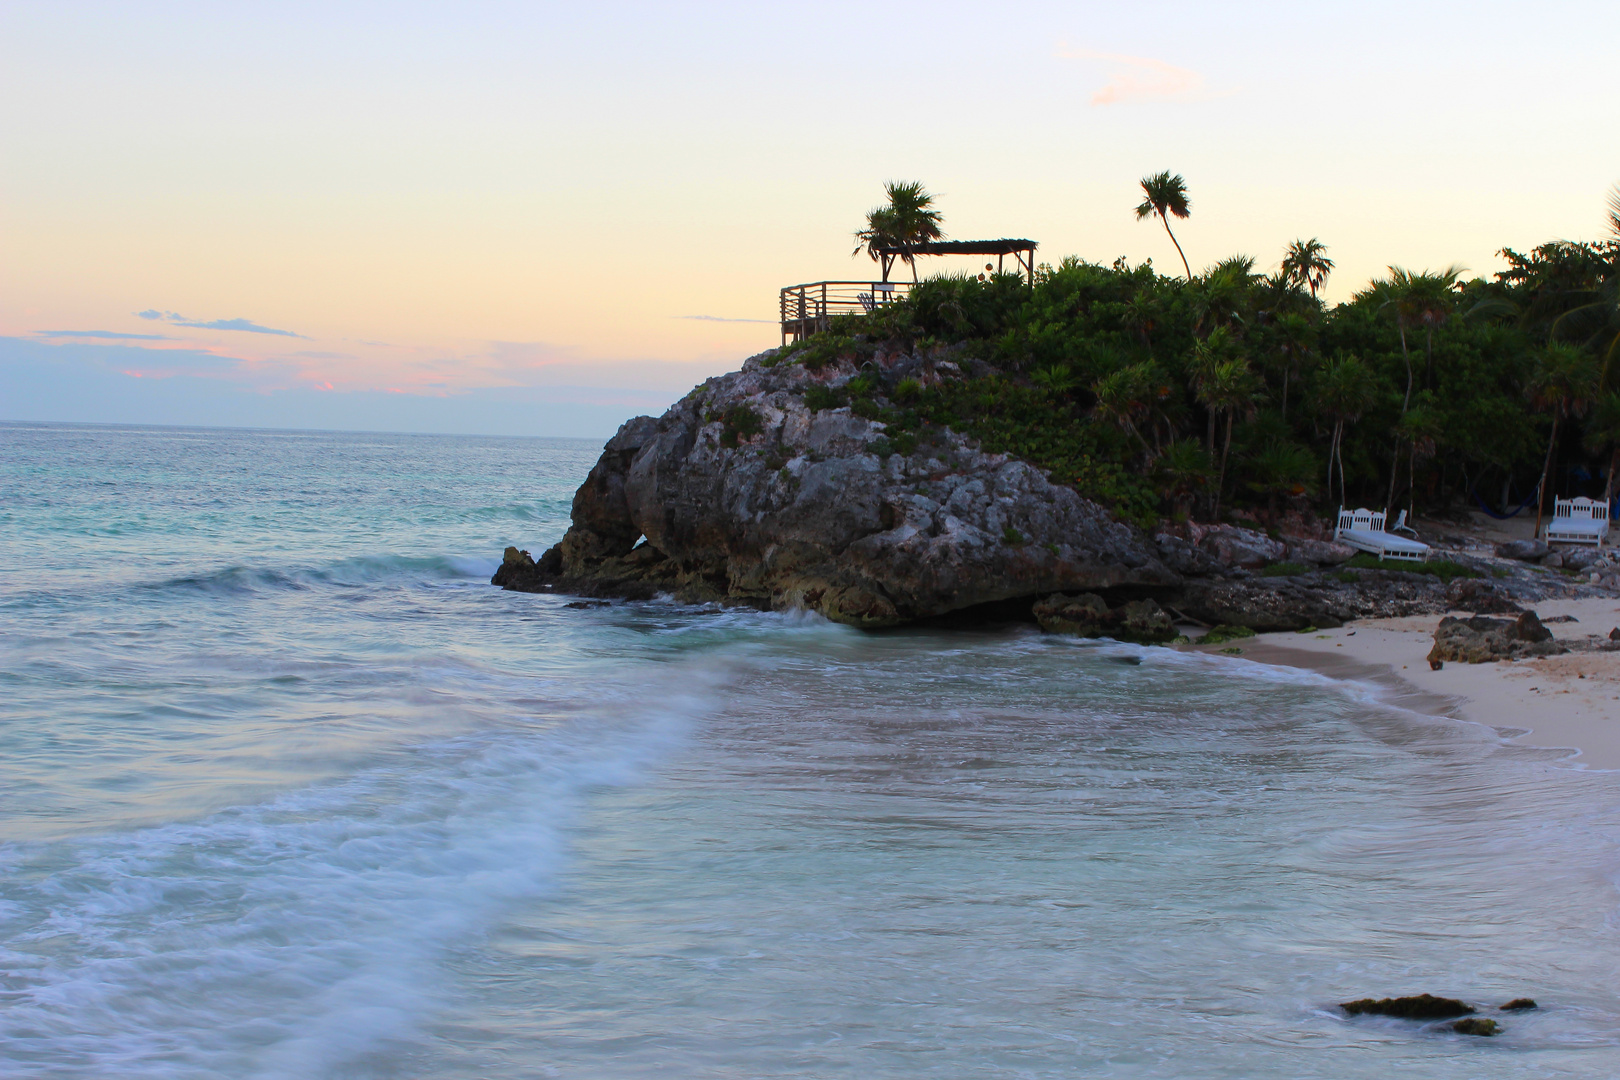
top-left (1230, 597), bottom-right (1620, 769)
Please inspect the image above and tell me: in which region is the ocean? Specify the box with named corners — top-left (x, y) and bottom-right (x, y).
top-left (2, 421), bottom-right (1617, 1078)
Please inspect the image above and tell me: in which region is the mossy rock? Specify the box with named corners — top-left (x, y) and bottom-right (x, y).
top-left (1450, 1017), bottom-right (1500, 1036)
top-left (1032, 594), bottom-right (1176, 643)
top-left (1200, 624), bottom-right (1257, 646)
top-left (1500, 998), bottom-right (1537, 1011)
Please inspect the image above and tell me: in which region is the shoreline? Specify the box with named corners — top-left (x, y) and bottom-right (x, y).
top-left (1195, 597), bottom-right (1620, 770)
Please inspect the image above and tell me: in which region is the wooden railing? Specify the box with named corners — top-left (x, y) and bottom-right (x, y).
top-left (779, 281), bottom-right (913, 344)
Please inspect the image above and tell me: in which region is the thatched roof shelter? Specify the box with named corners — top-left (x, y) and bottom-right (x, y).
top-left (872, 239), bottom-right (1038, 281)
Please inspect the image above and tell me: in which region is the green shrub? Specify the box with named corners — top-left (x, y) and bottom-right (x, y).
top-left (1334, 569), bottom-right (1360, 584)
top-left (850, 397), bottom-right (882, 420)
top-left (894, 376), bottom-right (923, 403)
top-left (844, 373), bottom-right (878, 397)
top-left (1002, 525), bottom-right (1026, 546)
top-left (787, 332), bottom-right (865, 372)
top-left (869, 436), bottom-right (894, 459)
top-left (717, 405), bottom-right (763, 448)
top-left (1258, 561), bottom-right (1310, 577)
top-left (803, 385), bottom-right (841, 411)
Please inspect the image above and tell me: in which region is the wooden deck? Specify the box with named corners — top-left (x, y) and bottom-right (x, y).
top-left (779, 281), bottom-right (913, 344)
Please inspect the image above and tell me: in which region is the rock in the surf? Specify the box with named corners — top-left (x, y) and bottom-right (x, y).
top-left (1450, 1017), bottom-right (1500, 1036)
top-left (1340, 994), bottom-right (1474, 1020)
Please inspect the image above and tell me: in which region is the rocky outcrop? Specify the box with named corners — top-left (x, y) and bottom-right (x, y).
top-left (496, 348), bottom-right (1176, 626)
top-left (1285, 536), bottom-right (1356, 566)
top-left (496, 346), bottom-right (1608, 631)
top-left (1032, 593), bottom-right (1177, 643)
top-left (1496, 539), bottom-right (1550, 562)
top-left (1426, 611), bottom-right (1565, 666)
top-left (1444, 578), bottom-right (1523, 614)
top-left (1189, 524), bottom-right (1284, 569)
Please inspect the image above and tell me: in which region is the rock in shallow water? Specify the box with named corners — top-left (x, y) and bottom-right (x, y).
top-left (1032, 593), bottom-right (1177, 643)
top-left (1450, 1017), bottom-right (1501, 1036)
top-left (1340, 994), bottom-right (1474, 1020)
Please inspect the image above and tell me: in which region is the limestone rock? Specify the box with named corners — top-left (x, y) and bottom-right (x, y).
top-left (1562, 548), bottom-right (1603, 572)
top-left (1496, 539), bottom-right (1551, 561)
top-left (1284, 536), bottom-right (1356, 566)
top-left (1192, 524), bottom-right (1286, 569)
top-left (1445, 578), bottom-right (1523, 615)
top-left (1032, 592), bottom-right (1109, 636)
top-left (1427, 611), bottom-right (1565, 665)
top-left (1033, 593), bottom-right (1176, 643)
top-left (499, 348), bottom-right (1178, 626)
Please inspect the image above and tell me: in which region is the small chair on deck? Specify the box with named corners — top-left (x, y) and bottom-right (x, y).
top-left (1334, 507), bottom-right (1432, 562)
top-left (1544, 496), bottom-right (1610, 546)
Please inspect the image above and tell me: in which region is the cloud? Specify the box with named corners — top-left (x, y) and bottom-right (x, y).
top-left (136, 309), bottom-right (303, 337)
top-left (1055, 44), bottom-right (1213, 106)
top-left (677, 314), bottom-right (775, 324)
top-left (37, 330), bottom-right (173, 340)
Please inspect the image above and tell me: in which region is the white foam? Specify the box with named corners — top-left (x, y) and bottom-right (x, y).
top-left (0, 671), bottom-right (717, 1078)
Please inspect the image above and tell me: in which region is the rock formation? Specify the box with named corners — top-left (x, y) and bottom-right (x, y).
top-left (1426, 611), bottom-right (1564, 666)
top-left (495, 345), bottom-right (1601, 632)
top-left (497, 348), bottom-right (1177, 626)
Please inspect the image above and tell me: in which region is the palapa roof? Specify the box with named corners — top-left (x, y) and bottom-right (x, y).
top-left (873, 239), bottom-right (1037, 256)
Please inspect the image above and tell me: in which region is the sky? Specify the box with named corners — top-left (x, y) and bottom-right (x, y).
top-left (3, 1), bottom-right (1616, 438)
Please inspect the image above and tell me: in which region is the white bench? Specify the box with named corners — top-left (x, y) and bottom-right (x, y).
top-left (1545, 496), bottom-right (1610, 546)
top-left (1335, 507), bottom-right (1431, 562)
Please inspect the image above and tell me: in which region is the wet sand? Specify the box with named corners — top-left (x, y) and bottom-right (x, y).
top-left (1209, 597), bottom-right (1620, 769)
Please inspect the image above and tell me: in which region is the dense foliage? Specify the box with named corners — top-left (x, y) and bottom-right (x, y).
top-left (774, 220), bottom-right (1620, 530)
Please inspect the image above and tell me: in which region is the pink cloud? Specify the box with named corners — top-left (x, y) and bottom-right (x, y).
top-left (1055, 44), bottom-right (1211, 106)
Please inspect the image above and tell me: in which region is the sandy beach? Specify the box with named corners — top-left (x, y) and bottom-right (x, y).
top-left (1225, 596), bottom-right (1620, 769)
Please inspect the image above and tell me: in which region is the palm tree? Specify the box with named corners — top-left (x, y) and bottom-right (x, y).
top-left (1357, 266), bottom-right (1463, 508)
top-left (1356, 266), bottom-right (1464, 415)
top-left (1246, 440), bottom-right (1318, 522)
top-left (1135, 171), bottom-right (1192, 280)
top-left (1193, 255), bottom-right (1260, 332)
top-left (1395, 403), bottom-right (1443, 521)
top-left (1154, 439), bottom-right (1213, 519)
top-left (1314, 353), bottom-right (1377, 508)
top-left (1187, 327), bottom-right (1236, 454)
top-left (1281, 238), bottom-right (1334, 299)
top-left (1195, 356), bottom-right (1262, 518)
top-left (1527, 342), bottom-right (1602, 535)
top-left (853, 181), bottom-right (944, 283)
top-left (1269, 311), bottom-right (1317, 420)
top-left (1091, 363), bottom-right (1157, 455)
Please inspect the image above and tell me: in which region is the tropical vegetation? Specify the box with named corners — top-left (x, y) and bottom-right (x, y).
top-left (771, 177), bottom-right (1620, 531)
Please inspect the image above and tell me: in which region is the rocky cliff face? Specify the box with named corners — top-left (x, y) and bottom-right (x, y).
top-left (497, 347), bottom-right (1176, 626)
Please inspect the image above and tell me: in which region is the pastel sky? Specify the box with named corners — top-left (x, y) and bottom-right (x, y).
top-left (3, 1), bottom-right (1616, 437)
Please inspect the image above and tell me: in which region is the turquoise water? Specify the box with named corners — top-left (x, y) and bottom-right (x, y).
top-left (2, 421), bottom-right (1618, 1078)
